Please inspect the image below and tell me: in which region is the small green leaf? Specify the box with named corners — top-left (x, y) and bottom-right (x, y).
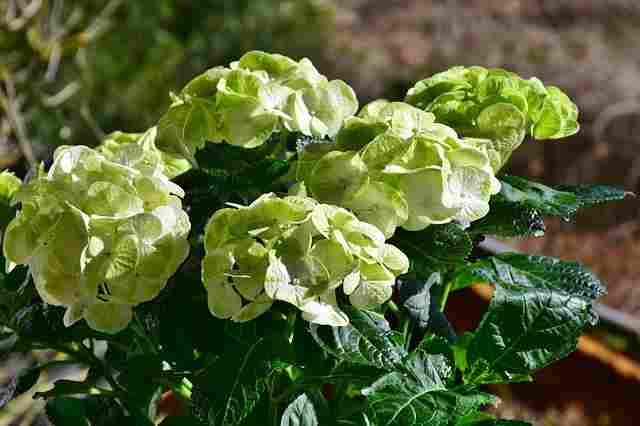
top-left (281, 393), bottom-right (319, 426)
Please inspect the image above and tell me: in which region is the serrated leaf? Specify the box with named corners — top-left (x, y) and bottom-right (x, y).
top-left (392, 224), bottom-right (472, 278)
top-left (281, 393), bottom-right (319, 426)
top-left (363, 352), bottom-right (495, 426)
top-left (452, 253), bottom-right (606, 301)
top-left (309, 306), bottom-right (406, 370)
top-left (555, 184), bottom-right (632, 208)
top-left (466, 287), bottom-right (590, 384)
top-left (498, 176), bottom-right (630, 221)
top-left (468, 200), bottom-right (545, 238)
top-left (498, 175), bottom-right (578, 218)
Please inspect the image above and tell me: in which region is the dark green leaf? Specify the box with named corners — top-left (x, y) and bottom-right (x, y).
top-left (310, 306), bottom-right (406, 370)
top-left (452, 253), bottom-right (606, 301)
top-left (455, 412), bottom-right (531, 426)
top-left (281, 393), bottom-right (319, 426)
top-left (556, 184), bottom-right (632, 208)
top-left (468, 200), bottom-right (545, 238)
top-left (498, 176), bottom-right (630, 220)
top-left (392, 224), bottom-right (472, 278)
top-left (45, 397), bottom-right (89, 426)
top-left (196, 335), bottom-right (283, 426)
top-left (466, 287), bottom-right (590, 384)
top-left (498, 175), bottom-right (579, 218)
top-left (363, 349), bottom-right (493, 426)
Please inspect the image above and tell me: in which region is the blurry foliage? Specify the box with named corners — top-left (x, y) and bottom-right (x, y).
top-left (0, 0), bottom-right (336, 172)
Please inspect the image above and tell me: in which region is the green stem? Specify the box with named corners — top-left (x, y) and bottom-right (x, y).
top-left (438, 281), bottom-right (453, 312)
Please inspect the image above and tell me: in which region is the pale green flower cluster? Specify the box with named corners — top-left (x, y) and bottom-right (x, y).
top-left (405, 66), bottom-right (579, 170)
top-left (294, 100), bottom-right (500, 237)
top-left (97, 127), bottom-right (192, 179)
top-left (2, 144), bottom-right (191, 334)
top-left (0, 170), bottom-right (21, 204)
top-left (156, 51), bottom-right (358, 162)
top-left (202, 194), bottom-right (408, 326)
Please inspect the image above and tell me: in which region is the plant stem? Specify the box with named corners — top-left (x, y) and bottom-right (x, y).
top-left (438, 281), bottom-right (453, 312)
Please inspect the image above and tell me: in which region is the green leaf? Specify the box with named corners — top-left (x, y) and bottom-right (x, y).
top-left (196, 335), bottom-right (283, 426)
top-left (363, 349), bottom-right (494, 426)
top-left (45, 397), bottom-right (89, 426)
top-left (310, 306), bottom-right (406, 370)
top-left (466, 287), bottom-right (591, 384)
top-left (468, 200), bottom-right (545, 238)
top-left (498, 175), bottom-right (579, 218)
top-left (455, 413), bottom-right (531, 426)
top-left (281, 393), bottom-right (319, 426)
top-left (555, 184), bottom-right (632, 208)
top-left (391, 224), bottom-right (472, 277)
top-left (452, 253), bottom-right (606, 301)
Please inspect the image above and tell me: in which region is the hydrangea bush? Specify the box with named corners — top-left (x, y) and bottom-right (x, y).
top-left (0, 52), bottom-right (629, 426)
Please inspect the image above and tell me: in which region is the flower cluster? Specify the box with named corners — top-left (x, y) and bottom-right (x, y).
top-left (405, 66), bottom-right (579, 170)
top-left (294, 100), bottom-right (500, 237)
top-left (156, 51), bottom-right (358, 162)
top-left (97, 127), bottom-right (192, 179)
top-left (2, 143), bottom-right (190, 333)
top-left (202, 194), bottom-right (408, 326)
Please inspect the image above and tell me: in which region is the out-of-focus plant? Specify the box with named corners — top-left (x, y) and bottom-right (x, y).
top-left (0, 0), bottom-right (337, 172)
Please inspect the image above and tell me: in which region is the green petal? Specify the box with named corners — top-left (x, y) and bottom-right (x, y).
top-left (207, 282), bottom-right (243, 320)
top-left (104, 235), bottom-right (140, 282)
top-left (300, 291), bottom-right (348, 326)
top-left (345, 182), bottom-right (408, 239)
top-left (382, 244), bottom-right (409, 275)
top-left (302, 80), bottom-right (358, 137)
top-left (86, 181), bottom-right (144, 218)
top-left (400, 169), bottom-right (457, 231)
top-left (308, 151), bottom-right (368, 205)
top-left (84, 302), bottom-right (133, 334)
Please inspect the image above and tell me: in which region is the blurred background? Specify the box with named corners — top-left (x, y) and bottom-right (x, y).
top-left (1, 0), bottom-right (640, 424)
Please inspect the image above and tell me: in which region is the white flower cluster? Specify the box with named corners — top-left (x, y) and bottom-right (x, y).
top-left (3, 139), bottom-right (190, 333)
top-left (202, 194), bottom-right (408, 326)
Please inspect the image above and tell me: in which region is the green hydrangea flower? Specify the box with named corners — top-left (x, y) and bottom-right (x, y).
top-left (0, 171), bottom-right (21, 237)
top-left (157, 51), bottom-right (358, 162)
top-left (2, 144), bottom-right (191, 334)
top-left (97, 127), bottom-right (191, 179)
top-left (202, 194), bottom-right (408, 326)
top-left (405, 66), bottom-right (579, 170)
top-left (296, 101), bottom-right (500, 236)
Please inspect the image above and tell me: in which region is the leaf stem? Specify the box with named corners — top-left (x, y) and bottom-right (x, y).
top-left (438, 281), bottom-right (453, 312)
